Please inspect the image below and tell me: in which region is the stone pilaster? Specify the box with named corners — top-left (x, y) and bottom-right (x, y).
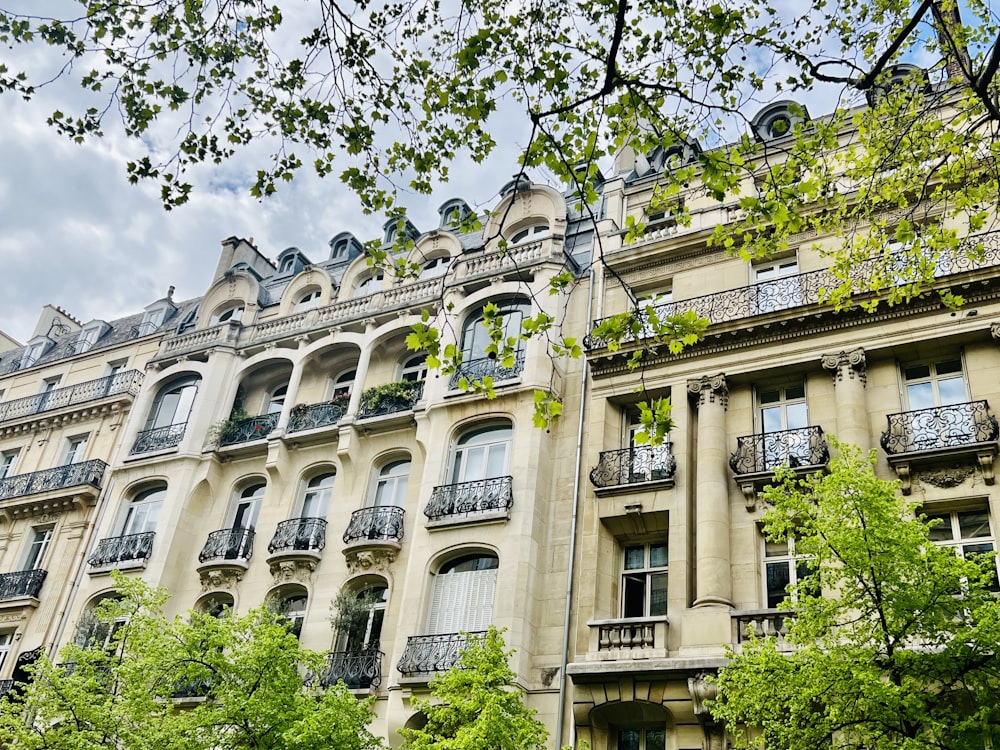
top-left (820, 348), bottom-right (868, 451)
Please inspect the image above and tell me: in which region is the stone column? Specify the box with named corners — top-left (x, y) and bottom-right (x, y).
top-left (820, 348), bottom-right (868, 451)
top-left (687, 374), bottom-right (733, 607)
top-left (273, 338), bottom-right (309, 434)
top-left (346, 327), bottom-right (376, 417)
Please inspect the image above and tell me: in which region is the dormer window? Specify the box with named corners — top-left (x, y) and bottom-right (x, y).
top-left (279, 257), bottom-right (296, 273)
top-left (438, 199), bottom-right (473, 228)
top-left (382, 217), bottom-right (420, 246)
top-left (293, 289), bottom-right (322, 312)
top-left (750, 101), bottom-right (811, 143)
top-left (136, 299), bottom-right (177, 337)
top-left (74, 321), bottom-right (110, 354)
top-left (499, 175), bottom-right (532, 197)
top-left (276, 248), bottom-right (311, 276)
top-left (210, 305), bottom-right (245, 325)
top-left (509, 223), bottom-right (549, 245)
top-left (353, 274), bottom-right (383, 298)
top-left (20, 338), bottom-right (52, 369)
top-left (328, 232), bottom-right (363, 262)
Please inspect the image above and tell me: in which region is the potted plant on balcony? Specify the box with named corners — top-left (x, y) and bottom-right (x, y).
top-left (358, 381), bottom-right (420, 417)
top-left (209, 408), bottom-right (249, 443)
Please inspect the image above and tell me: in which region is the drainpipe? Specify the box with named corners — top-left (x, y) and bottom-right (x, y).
top-left (554, 263), bottom-right (595, 750)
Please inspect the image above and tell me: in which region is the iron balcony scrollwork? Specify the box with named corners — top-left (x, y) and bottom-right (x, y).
top-left (0, 569), bottom-right (47, 600)
top-left (0, 680), bottom-right (13, 698)
top-left (267, 517), bottom-right (327, 554)
top-left (130, 422), bottom-right (187, 454)
top-left (198, 528), bottom-right (255, 564)
top-left (396, 632), bottom-right (486, 676)
top-left (320, 649), bottom-right (384, 689)
top-left (881, 400), bottom-right (999, 454)
top-left (589, 445), bottom-right (677, 488)
top-left (424, 476), bottom-right (514, 521)
top-left (0, 370), bottom-right (143, 424)
top-left (287, 402), bottom-right (347, 433)
top-left (357, 381), bottom-right (424, 420)
top-left (448, 351), bottom-right (525, 390)
top-left (729, 426), bottom-right (830, 475)
top-left (218, 413), bottom-right (279, 446)
top-left (343, 506), bottom-right (405, 544)
top-left (0, 459), bottom-right (107, 501)
top-left (87, 532), bottom-right (155, 568)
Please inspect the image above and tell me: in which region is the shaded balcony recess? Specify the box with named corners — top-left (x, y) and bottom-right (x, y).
top-left (343, 506), bottom-right (404, 545)
top-left (423, 476), bottom-right (514, 523)
top-left (218, 413), bottom-right (279, 446)
top-left (396, 632), bottom-right (486, 676)
top-left (287, 402), bottom-right (347, 433)
top-left (198, 528), bottom-right (255, 564)
top-left (0, 460), bottom-right (107, 501)
top-left (267, 518), bottom-right (327, 554)
top-left (589, 445), bottom-right (677, 491)
top-left (0, 569), bottom-right (47, 601)
top-left (357, 381), bottom-right (424, 420)
top-left (130, 422), bottom-right (186, 455)
top-left (87, 532), bottom-right (155, 569)
top-left (320, 649), bottom-right (383, 689)
top-left (585, 230), bottom-right (1000, 349)
top-left (0, 370), bottom-right (143, 424)
top-left (448, 351), bottom-right (525, 390)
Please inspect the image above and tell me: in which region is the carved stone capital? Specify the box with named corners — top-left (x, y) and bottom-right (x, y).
top-left (688, 672), bottom-right (719, 716)
top-left (687, 374), bottom-right (728, 409)
top-left (821, 348), bottom-right (867, 385)
top-left (991, 322), bottom-right (1000, 343)
top-left (268, 559), bottom-right (317, 585)
top-left (345, 548), bottom-right (398, 575)
top-left (199, 568), bottom-right (243, 592)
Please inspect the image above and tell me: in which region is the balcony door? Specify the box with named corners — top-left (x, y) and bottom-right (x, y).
top-left (121, 488), bottom-right (165, 536)
top-left (22, 527), bottom-right (52, 571)
top-left (753, 257), bottom-right (801, 313)
top-left (449, 425), bottom-right (511, 485)
top-left (426, 553), bottom-right (498, 634)
top-left (230, 484), bottom-right (264, 530)
top-left (758, 384), bottom-right (809, 467)
top-left (626, 411), bottom-right (670, 482)
top-left (903, 359), bottom-right (971, 446)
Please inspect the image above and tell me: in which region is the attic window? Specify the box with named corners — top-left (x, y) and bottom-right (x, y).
top-left (293, 289), bottom-right (322, 312)
top-left (74, 322), bottom-right (109, 354)
top-left (751, 101), bottom-right (810, 143)
top-left (509, 223), bottom-right (548, 244)
top-left (279, 257), bottom-right (296, 273)
top-left (210, 305), bottom-right (244, 325)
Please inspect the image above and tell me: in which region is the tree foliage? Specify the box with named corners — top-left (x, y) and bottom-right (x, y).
top-left (712, 443), bottom-right (1000, 750)
top-left (0, 573), bottom-right (384, 750)
top-left (399, 626), bottom-right (549, 750)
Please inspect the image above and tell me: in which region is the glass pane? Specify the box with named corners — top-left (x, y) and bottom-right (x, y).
top-left (624, 546), bottom-right (645, 570)
top-left (937, 359), bottom-right (962, 376)
top-left (764, 539), bottom-right (789, 557)
top-left (766, 561), bottom-right (791, 608)
top-left (904, 365), bottom-right (931, 381)
top-left (646, 730), bottom-right (667, 750)
top-left (649, 543), bottom-right (668, 568)
top-left (761, 406), bottom-right (783, 433)
top-left (786, 402), bottom-right (808, 430)
top-left (458, 446), bottom-right (485, 482)
top-left (759, 389), bottom-right (780, 404)
top-left (785, 384), bottom-right (805, 400)
top-left (906, 382), bottom-right (934, 410)
top-left (937, 376), bottom-right (967, 406)
top-left (485, 442), bottom-right (508, 478)
top-left (925, 513), bottom-right (954, 541)
top-left (622, 575), bottom-right (645, 618)
top-left (618, 730), bottom-right (640, 750)
top-left (649, 572), bottom-right (668, 616)
top-left (958, 510), bottom-right (990, 539)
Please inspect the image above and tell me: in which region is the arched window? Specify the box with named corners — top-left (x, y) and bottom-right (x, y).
top-left (370, 460), bottom-right (410, 507)
top-left (266, 384), bottom-right (288, 414)
top-left (210, 304), bottom-right (244, 325)
top-left (336, 584), bottom-right (387, 651)
top-left (353, 274), bottom-right (383, 298)
top-left (300, 473), bottom-right (335, 518)
top-left (330, 370), bottom-right (355, 399)
top-left (120, 486), bottom-right (165, 536)
top-left (198, 592), bottom-right (235, 618)
top-left (293, 289), bottom-right (322, 312)
top-left (400, 355), bottom-right (428, 382)
top-left (418, 256), bottom-right (451, 280)
top-left (274, 589), bottom-right (308, 639)
top-left (426, 553), bottom-right (498, 633)
top-left (450, 423), bottom-right (512, 484)
top-left (457, 300), bottom-right (529, 382)
top-left (509, 223), bottom-right (548, 244)
top-left (231, 483), bottom-right (264, 530)
top-left (145, 375), bottom-right (200, 430)
top-left (74, 594), bottom-right (127, 650)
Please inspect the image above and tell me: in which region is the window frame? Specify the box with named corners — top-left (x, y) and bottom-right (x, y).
top-left (924, 506), bottom-right (999, 591)
top-left (369, 460), bottom-right (411, 507)
top-left (299, 473), bottom-right (335, 519)
top-left (426, 552), bottom-right (499, 634)
top-left (762, 534), bottom-right (815, 609)
top-left (21, 525), bottom-right (54, 571)
top-left (620, 541), bottom-right (668, 619)
top-left (145, 375), bottom-right (200, 430)
top-left (0, 449), bottom-right (20, 479)
top-left (119, 486), bottom-right (166, 536)
top-left (448, 423), bottom-right (513, 485)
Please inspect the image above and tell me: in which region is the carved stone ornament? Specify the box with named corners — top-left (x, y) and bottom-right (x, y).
top-left (687, 374), bottom-right (728, 409)
top-left (268, 559), bottom-right (317, 585)
top-left (688, 672), bottom-right (719, 717)
top-left (345, 548), bottom-right (398, 575)
top-left (199, 568), bottom-right (243, 592)
top-left (990, 321), bottom-right (1000, 343)
top-left (820, 348), bottom-right (867, 385)
top-left (916, 464), bottom-right (976, 489)
top-left (0, 613), bottom-right (26, 624)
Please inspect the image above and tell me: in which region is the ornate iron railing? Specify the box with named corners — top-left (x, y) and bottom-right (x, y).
top-left (343, 507), bottom-right (405, 544)
top-left (0, 370), bottom-right (143, 423)
top-left (448, 351), bottom-right (526, 390)
top-left (732, 610), bottom-right (796, 649)
top-left (198, 528), bottom-right (255, 564)
top-left (218, 413), bottom-right (279, 446)
top-left (424, 476), bottom-right (514, 521)
top-left (0, 569), bottom-right (47, 600)
top-left (320, 649), bottom-right (383, 689)
top-left (357, 381), bottom-right (424, 419)
top-left (585, 231), bottom-right (1000, 348)
top-left (267, 518), bottom-right (327, 554)
top-left (396, 632), bottom-right (486, 675)
top-left (589, 445), bottom-right (676, 488)
top-left (881, 400), bottom-right (999, 454)
top-left (88, 532), bottom-right (155, 567)
top-left (287, 402), bottom-right (347, 433)
top-left (729, 426), bottom-right (830, 474)
top-left (130, 422), bottom-right (187, 454)
top-left (0, 679), bottom-right (13, 697)
top-left (0, 459), bottom-right (107, 500)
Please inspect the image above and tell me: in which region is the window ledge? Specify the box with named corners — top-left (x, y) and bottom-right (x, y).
top-left (594, 476), bottom-right (675, 497)
top-left (88, 559), bottom-right (148, 576)
top-left (425, 508), bottom-right (511, 530)
top-left (0, 595), bottom-right (40, 612)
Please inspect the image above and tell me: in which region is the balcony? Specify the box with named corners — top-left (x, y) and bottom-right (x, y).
top-left (130, 422), bottom-right (187, 455)
top-left (880, 400), bottom-right (999, 493)
top-left (218, 413), bottom-right (279, 447)
top-left (729, 427), bottom-right (830, 510)
top-left (198, 528), bottom-right (255, 565)
top-left (585, 617), bottom-right (668, 661)
top-left (287, 401), bottom-right (347, 434)
top-left (0, 370), bottom-right (143, 425)
top-left (589, 445), bottom-right (677, 494)
top-left (0, 569), bottom-right (47, 602)
top-left (357, 381), bottom-right (423, 421)
top-left (731, 609), bottom-right (795, 652)
top-left (87, 532), bottom-right (155, 572)
top-left (266, 518), bottom-right (326, 575)
top-left (0, 460), bottom-right (107, 515)
top-left (343, 507), bottom-right (404, 545)
top-left (423, 476), bottom-right (514, 526)
top-left (320, 648), bottom-right (383, 689)
top-left (0, 680), bottom-right (13, 698)
top-left (448, 351), bottom-right (525, 390)
top-left (396, 632), bottom-right (486, 676)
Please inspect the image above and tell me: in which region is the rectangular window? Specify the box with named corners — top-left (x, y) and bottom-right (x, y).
top-left (757, 383), bottom-right (811, 468)
top-left (38, 378), bottom-right (61, 411)
top-left (0, 632), bottom-right (13, 673)
top-left (625, 411), bottom-right (672, 482)
top-left (753, 257), bottom-right (801, 313)
top-left (904, 358), bottom-right (967, 410)
top-left (0, 449), bottom-right (19, 479)
top-left (22, 526), bottom-right (53, 571)
top-left (926, 507), bottom-right (999, 592)
top-left (62, 435), bottom-right (89, 466)
top-left (621, 542), bottom-right (668, 618)
top-left (636, 290), bottom-right (673, 339)
top-left (763, 536), bottom-right (814, 608)
top-left (617, 729), bottom-right (666, 750)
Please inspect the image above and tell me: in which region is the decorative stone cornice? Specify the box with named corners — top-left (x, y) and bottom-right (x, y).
top-left (687, 374), bottom-right (728, 409)
top-left (821, 348), bottom-right (867, 385)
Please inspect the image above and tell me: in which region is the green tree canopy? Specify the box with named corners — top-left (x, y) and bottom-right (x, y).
top-left (0, 573), bottom-right (384, 750)
top-left (712, 443), bottom-right (1000, 750)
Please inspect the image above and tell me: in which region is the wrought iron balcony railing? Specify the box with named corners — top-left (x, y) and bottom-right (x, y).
top-left (396, 632), bottom-right (486, 675)
top-left (585, 231), bottom-right (1000, 349)
top-left (424, 476), bottom-right (514, 521)
top-left (218, 413), bottom-right (280, 446)
top-left (343, 506), bottom-right (405, 544)
top-left (130, 422), bottom-right (187, 454)
top-left (448, 351), bottom-right (525, 390)
top-left (0, 679), bottom-right (13, 698)
top-left (88, 532), bottom-right (155, 568)
top-left (287, 401), bottom-right (347, 433)
top-left (589, 445), bottom-right (677, 488)
top-left (730, 426), bottom-right (830, 475)
top-left (0, 459), bottom-right (107, 501)
top-left (320, 649), bottom-right (383, 689)
top-left (267, 517), bottom-right (327, 554)
top-left (0, 370), bottom-right (143, 424)
top-left (198, 528), bottom-right (255, 564)
top-left (0, 569), bottom-right (47, 600)
top-left (357, 381), bottom-right (424, 420)
top-left (881, 400), bottom-right (999, 454)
